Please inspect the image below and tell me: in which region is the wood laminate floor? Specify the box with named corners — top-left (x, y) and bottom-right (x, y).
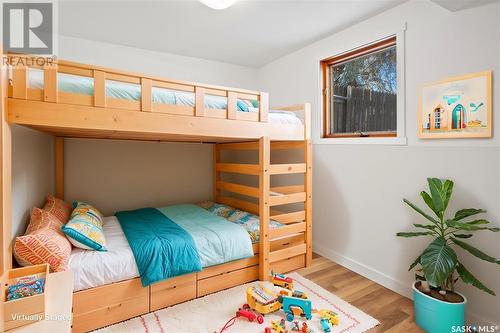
top-left (296, 253), bottom-right (424, 332)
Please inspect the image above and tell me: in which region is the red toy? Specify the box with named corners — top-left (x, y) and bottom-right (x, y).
top-left (237, 307), bottom-right (264, 324)
top-left (215, 305), bottom-right (264, 333)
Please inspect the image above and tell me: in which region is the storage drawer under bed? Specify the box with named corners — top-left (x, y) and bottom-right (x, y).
top-left (150, 273), bottom-right (197, 311)
top-left (72, 278), bottom-right (149, 333)
top-left (197, 255), bottom-right (259, 297)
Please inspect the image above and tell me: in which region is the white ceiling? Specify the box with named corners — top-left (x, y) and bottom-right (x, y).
top-left (59, 0), bottom-right (407, 68)
top-left (431, 0), bottom-right (499, 11)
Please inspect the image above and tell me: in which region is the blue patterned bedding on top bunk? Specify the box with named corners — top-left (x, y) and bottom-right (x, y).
top-left (28, 69), bottom-right (256, 111)
top-left (198, 201), bottom-right (284, 243)
top-left (115, 204), bottom-right (253, 286)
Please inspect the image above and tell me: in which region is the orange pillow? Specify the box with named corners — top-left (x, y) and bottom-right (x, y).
top-left (42, 194), bottom-right (72, 223)
top-left (25, 207), bottom-right (64, 235)
top-left (14, 208), bottom-right (72, 272)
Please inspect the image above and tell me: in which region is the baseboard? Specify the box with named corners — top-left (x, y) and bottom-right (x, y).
top-left (466, 312), bottom-right (500, 328)
top-left (313, 243), bottom-right (413, 299)
top-left (312, 243), bottom-right (499, 327)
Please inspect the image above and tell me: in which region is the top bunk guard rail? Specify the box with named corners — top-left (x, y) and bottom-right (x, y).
top-left (6, 55), bottom-right (310, 142)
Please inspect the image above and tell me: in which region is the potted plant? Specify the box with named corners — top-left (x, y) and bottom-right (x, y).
top-left (397, 178), bottom-right (499, 333)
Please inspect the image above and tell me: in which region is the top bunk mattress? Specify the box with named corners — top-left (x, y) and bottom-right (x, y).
top-left (27, 69), bottom-right (302, 126)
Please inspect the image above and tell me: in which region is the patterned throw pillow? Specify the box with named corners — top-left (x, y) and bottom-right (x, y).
top-left (62, 202), bottom-right (106, 251)
top-left (25, 207), bottom-right (64, 235)
top-left (14, 208), bottom-right (72, 272)
top-left (42, 194), bottom-right (72, 223)
top-left (206, 203), bottom-right (235, 218)
top-left (228, 209), bottom-right (284, 243)
top-left (70, 201), bottom-right (103, 227)
top-left (197, 201), bottom-right (215, 210)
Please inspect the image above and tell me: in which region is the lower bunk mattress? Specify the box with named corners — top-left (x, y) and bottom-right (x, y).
top-left (69, 203), bottom-right (283, 291)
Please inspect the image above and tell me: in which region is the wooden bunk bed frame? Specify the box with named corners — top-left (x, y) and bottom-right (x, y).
top-left (0, 54), bottom-right (312, 332)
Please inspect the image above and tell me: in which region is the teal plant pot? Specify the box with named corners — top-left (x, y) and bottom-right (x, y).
top-left (413, 282), bottom-right (466, 333)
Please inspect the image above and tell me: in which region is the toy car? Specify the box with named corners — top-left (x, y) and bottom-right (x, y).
top-left (236, 307), bottom-right (264, 324)
top-left (320, 318), bottom-right (331, 332)
top-left (271, 272), bottom-right (294, 290)
top-left (292, 290), bottom-right (308, 299)
top-left (318, 309), bottom-right (339, 326)
top-left (271, 320), bottom-right (288, 333)
top-left (280, 295), bottom-right (312, 321)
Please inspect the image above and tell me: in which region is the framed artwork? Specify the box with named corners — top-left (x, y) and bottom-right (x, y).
top-left (418, 71), bottom-right (492, 139)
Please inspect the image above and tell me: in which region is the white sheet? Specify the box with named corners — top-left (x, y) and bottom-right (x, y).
top-left (69, 216), bottom-right (139, 291)
top-left (268, 110), bottom-right (303, 125)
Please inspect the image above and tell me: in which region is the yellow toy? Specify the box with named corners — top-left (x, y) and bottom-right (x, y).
top-left (246, 284), bottom-right (282, 315)
top-left (318, 309), bottom-right (340, 326)
top-left (271, 319), bottom-right (288, 333)
top-left (271, 272), bottom-right (294, 290)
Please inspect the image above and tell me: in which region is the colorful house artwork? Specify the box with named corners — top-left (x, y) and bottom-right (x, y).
top-left (419, 71), bottom-right (491, 139)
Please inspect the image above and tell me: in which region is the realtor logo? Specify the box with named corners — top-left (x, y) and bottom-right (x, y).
top-left (3, 2), bottom-right (53, 54)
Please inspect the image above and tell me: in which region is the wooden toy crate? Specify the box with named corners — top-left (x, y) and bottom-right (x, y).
top-left (1, 264), bottom-right (49, 331)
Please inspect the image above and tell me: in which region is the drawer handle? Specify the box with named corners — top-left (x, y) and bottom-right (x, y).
top-left (107, 303), bottom-right (122, 311)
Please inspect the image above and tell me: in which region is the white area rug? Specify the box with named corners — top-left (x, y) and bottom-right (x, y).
top-left (96, 272), bottom-right (379, 333)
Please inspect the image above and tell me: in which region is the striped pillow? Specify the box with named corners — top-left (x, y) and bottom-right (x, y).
top-left (43, 194), bottom-right (72, 223)
top-left (14, 208), bottom-right (72, 272)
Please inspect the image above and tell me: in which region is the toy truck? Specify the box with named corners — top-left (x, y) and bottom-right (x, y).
top-left (271, 272), bottom-right (294, 290)
top-left (280, 295), bottom-right (312, 321)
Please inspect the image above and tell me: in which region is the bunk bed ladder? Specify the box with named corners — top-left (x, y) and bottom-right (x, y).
top-left (266, 140), bottom-right (312, 278)
top-left (213, 137), bottom-right (312, 282)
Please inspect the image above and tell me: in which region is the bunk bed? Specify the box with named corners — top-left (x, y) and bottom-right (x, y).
top-left (0, 53), bottom-right (312, 332)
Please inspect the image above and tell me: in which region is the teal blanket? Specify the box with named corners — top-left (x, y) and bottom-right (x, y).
top-left (115, 207), bottom-right (202, 286)
top-left (116, 204), bottom-right (253, 287)
top-left (158, 205), bottom-right (253, 267)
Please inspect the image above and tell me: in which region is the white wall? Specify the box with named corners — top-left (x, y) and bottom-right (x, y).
top-left (11, 126), bottom-right (54, 237)
top-left (64, 139), bottom-right (212, 216)
top-left (257, 0), bottom-right (500, 325)
top-left (58, 36), bottom-right (259, 90)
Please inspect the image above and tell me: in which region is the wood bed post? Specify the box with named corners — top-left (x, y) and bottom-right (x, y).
top-left (55, 137), bottom-right (65, 200)
top-left (259, 93), bottom-right (269, 122)
top-left (213, 143), bottom-right (220, 201)
top-left (1, 46), bottom-right (13, 273)
top-left (304, 103), bottom-right (311, 140)
top-left (258, 136), bottom-right (270, 280)
top-left (304, 139), bottom-right (313, 266)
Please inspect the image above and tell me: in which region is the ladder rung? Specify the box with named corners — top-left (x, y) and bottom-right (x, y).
top-left (269, 243), bottom-right (307, 263)
top-left (270, 222), bottom-right (306, 239)
top-left (216, 181), bottom-right (259, 198)
top-left (271, 211), bottom-right (306, 224)
top-left (269, 192), bottom-right (306, 206)
top-left (270, 185), bottom-right (304, 195)
top-left (270, 141), bottom-right (305, 150)
top-left (270, 163), bottom-right (306, 175)
top-left (216, 163), bottom-right (260, 175)
top-left (217, 141), bottom-right (259, 151)
top-left (216, 196), bottom-right (259, 215)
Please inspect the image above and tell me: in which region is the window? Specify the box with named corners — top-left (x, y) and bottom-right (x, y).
top-left (321, 36), bottom-right (397, 138)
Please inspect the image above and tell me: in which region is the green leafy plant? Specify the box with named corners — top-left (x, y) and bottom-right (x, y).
top-left (397, 178), bottom-right (500, 295)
